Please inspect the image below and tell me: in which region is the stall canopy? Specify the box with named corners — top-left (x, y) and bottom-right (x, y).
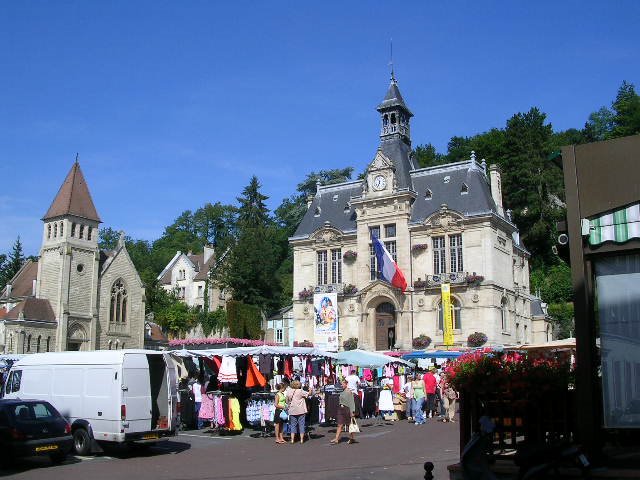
top-left (335, 349), bottom-right (413, 368)
top-left (170, 346), bottom-right (339, 359)
top-left (402, 350), bottom-right (465, 360)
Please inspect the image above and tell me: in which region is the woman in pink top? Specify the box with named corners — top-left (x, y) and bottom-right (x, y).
top-left (286, 380), bottom-right (310, 444)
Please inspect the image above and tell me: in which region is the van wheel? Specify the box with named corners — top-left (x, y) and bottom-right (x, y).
top-left (73, 428), bottom-right (91, 456)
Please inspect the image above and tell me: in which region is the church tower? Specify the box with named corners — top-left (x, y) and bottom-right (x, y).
top-left (37, 159), bottom-right (102, 351)
top-left (377, 72), bottom-right (413, 146)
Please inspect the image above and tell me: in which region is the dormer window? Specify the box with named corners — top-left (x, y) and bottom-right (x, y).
top-left (425, 189), bottom-right (432, 200)
top-left (444, 176), bottom-right (450, 184)
top-left (333, 195), bottom-right (339, 202)
top-left (314, 207), bottom-right (321, 217)
top-left (461, 183), bottom-right (469, 195)
top-left (344, 204), bottom-right (350, 214)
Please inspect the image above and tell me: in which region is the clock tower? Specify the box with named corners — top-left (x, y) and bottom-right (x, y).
top-left (377, 72), bottom-right (413, 146)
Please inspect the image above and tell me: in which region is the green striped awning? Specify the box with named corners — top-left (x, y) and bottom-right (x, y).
top-left (589, 203), bottom-right (640, 245)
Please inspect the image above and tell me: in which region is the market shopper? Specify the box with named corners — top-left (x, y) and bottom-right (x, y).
top-left (403, 374), bottom-right (414, 421)
top-left (286, 380), bottom-right (310, 444)
top-left (423, 368), bottom-right (438, 419)
top-left (273, 383), bottom-right (288, 444)
top-left (331, 378), bottom-right (357, 445)
top-left (411, 374), bottom-right (426, 425)
top-left (440, 374), bottom-right (458, 422)
top-left (346, 369), bottom-right (361, 392)
top-left (192, 377), bottom-right (203, 429)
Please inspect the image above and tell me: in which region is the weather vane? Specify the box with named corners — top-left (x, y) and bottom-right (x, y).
top-left (389, 38), bottom-right (395, 81)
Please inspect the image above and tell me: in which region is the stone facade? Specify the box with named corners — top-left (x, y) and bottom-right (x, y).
top-left (286, 76), bottom-right (551, 351)
top-left (0, 161), bottom-right (145, 353)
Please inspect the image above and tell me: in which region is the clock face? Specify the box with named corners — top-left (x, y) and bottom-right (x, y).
top-left (373, 175), bottom-right (387, 191)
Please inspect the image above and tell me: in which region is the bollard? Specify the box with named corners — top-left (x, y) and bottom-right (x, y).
top-left (423, 461), bottom-right (434, 480)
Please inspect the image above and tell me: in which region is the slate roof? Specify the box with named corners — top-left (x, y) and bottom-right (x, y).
top-left (409, 161), bottom-right (498, 223)
top-left (0, 260), bottom-right (38, 299)
top-left (377, 78), bottom-right (413, 116)
top-left (380, 138), bottom-right (415, 190)
top-left (530, 297), bottom-right (546, 317)
top-left (43, 161), bottom-right (101, 222)
top-left (292, 181), bottom-right (361, 238)
top-left (5, 298), bottom-right (56, 323)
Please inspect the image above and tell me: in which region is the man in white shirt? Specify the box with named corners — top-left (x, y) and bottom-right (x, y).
top-left (345, 370), bottom-right (361, 392)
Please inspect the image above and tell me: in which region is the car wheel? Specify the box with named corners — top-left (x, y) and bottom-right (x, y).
top-left (50, 452), bottom-right (67, 465)
top-left (73, 428), bottom-right (92, 456)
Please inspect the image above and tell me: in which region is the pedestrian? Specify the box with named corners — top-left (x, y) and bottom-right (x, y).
top-left (403, 374), bottom-right (414, 421)
top-left (345, 369), bottom-right (361, 393)
top-left (286, 380), bottom-right (310, 444)
top-left (192, 376), bottom-right (203, 430)
top-left (273, 383), bottom-right (288, 444)
top-left (423, 367), bottom-right (438, 419)
top-left (440, 374), bottom-right (458, 423)
top-left (331, 378), bottom-right (357, 444)
top-left (411, 374), bottom-right (426, 425)
top-left (433, 367), bottom-right (445, 419)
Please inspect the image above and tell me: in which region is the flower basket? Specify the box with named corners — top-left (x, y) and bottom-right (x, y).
top-left (412, 334), bottom-right (432, 349)
top-left (343, 283), bottom-right (358, 295)
top-left (413, 279), bottom-right (427, 289)
top-left (343, 250), bottom-right (358, 261)
top-left (298, 288), bottom-right (314, 300)
top-left (294, 340), bottom-right (314, 347)
top-left (343, 337), bottom-right (358, 351)
top-left (412, 243), bottom-right (429, 253)
top-left (467, 331), bottom-right (488, 347)
top-left (465, 273), bottom-right (485, 286)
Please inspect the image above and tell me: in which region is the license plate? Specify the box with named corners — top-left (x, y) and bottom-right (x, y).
top-left (142, 433), bottom-right (159, 440)
top-left (36, 444), bottom-right (59, 452)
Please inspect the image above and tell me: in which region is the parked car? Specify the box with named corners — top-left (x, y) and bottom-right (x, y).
top-left (0, 399), bottom-right (73, 465)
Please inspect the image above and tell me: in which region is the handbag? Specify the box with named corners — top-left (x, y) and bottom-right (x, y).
top-left (348, 417), bottom-right (360, 433)
top-left (279, 410), bottom-right (289, 421)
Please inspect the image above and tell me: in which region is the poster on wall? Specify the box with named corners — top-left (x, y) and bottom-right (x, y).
top-left (314, 293), bottom-right (339, 352)
top-left (441, 283), bottom-right (454, 346)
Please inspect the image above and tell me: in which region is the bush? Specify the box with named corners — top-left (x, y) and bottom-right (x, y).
top-left (226, 300), bottom-right (262, 339)
top-left (343, 337), bottom-right (358, 351)
top-left (412, 334), bottom-right (432, 349)
top-left (467, 331), bottom-right (488, 347)
top-left (343, 284), bottom-right (358, 295)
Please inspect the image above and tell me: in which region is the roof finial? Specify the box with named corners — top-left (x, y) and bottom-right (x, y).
top-left (75, 152), bottom-right (79, 164)
top-left (389, 38), bottom-right (395, 82)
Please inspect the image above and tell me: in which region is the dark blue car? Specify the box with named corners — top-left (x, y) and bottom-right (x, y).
top-left (0, 399), bottom-right (73, 466)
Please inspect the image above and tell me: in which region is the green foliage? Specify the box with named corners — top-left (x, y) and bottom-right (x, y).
top-left (0, 237), bottom-right (26, 290)
top-left (413, 143), bottom-right (447, 168)
top-left (584, 81), bottom-right (640, 141)
top-left (530, 262), bottom-right (573, 304)
top-left (153, 291), bottom-right (197, 336)
top-left (467, 332), bottom-right (488, 348)
top-left (199, 308), bottom-right (227, 337)
top-left (226, 300), bottom-right (262, 339)
top-left (547, 302), bottom-right (574, 339)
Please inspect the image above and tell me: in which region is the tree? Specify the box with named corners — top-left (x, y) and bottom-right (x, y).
top-left (583, 107), bottom-right (615, 142)
top-left (610, 80), bottom-right (640, 138)
top-left (413, 143), bottom-right (447, 168)
top-left (0, 237), bottom-right (26, 289)
top-left (237, 176), bottom-right (270, 228)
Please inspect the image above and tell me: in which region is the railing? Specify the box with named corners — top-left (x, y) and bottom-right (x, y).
top-left (426, 272), bottom-right (468, 287)
top-left (314, 283), bottom-right (344, 294)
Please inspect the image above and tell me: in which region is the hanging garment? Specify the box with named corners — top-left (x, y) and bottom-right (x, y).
top-left (229, 398), bottom-right (242, 431)
top-left (199, 393), bottom-right (215, 420)
top-left (277, 358), bottom-right (285, 375)
top-left (284, 356), bottom-right (294, 378)
top-left (215, 395), bottom-right (226, 427)
top-left (218, 356), bottom-right (238, 383)
top-left (378, 389), bottom-right (394, 412)
top-left (258, 354), bottom-right (273, 375)
top-left (203, 357), bottom-right (219, 374)
top-left (245, 356), bottom-right (267, 388)
top-left (393, 375), bottom-right (401, 393)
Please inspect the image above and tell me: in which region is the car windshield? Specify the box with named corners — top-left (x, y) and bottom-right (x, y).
top-left (9, 402), bottom-right (58, 423)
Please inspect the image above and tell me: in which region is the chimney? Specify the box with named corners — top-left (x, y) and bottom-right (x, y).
top-left (306, 195), bottom-right (314, 209)
top-left (489, 164), bottom-right (504, 216)
top-left (204, 245), bottom-right (215, 264)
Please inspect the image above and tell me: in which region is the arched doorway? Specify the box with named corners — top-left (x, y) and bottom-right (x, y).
top-left (67, 324), bottom-right (87, 351)
top-left (375, 302), bottom-right (396, 351)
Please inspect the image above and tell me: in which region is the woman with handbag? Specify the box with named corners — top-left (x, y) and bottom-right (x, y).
top-left (331, 379), bottom-right (358, 445)
top-left (273, 383), bottom-right (288, 444)
top-left (286, 380), bottom-right (310, 444)
top-left (440, 374), bottom-right (458, 423)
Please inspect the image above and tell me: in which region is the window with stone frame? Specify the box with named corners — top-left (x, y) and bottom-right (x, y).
top-left (501, 298), bottom-right (508, 331)
top-left (71, 223), bottom-right (76, 237)
top-left (437, 297), bottom-right (462, 330)
top-left (331, 248), bottom-right (342, 284)
top-left (79, 224), bottom-right (84, 239)
top-left (110, 279), bottom-right (128, 324)
top-left (369, 243), bottom-right (378, 281)
top-left (317, 250), bottom-right (328, 285)
top-left (369, 225), bottom-right (381, 239)
top-left (385, 240), bottom-right (397, 263)
top-left (384, 223), bottom-right (396, 238)
top-left (47, 224), bottom-right (51, 239)
top-left (276, 328), bottom-right (284, 344)
top-left (449, 234), bottom-right (463, 273)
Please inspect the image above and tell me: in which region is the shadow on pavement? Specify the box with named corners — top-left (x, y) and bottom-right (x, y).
top-left (0, 454), bottom-right (81, 477)
top-left (99, 440), bottom-right (192, 459)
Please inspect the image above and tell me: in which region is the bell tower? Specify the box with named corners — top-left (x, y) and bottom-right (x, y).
top-left (377, 72), bottom-right (413, 146)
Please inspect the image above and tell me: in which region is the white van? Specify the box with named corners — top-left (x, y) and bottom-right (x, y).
top-left (3, 350), bottom-right (178, 455)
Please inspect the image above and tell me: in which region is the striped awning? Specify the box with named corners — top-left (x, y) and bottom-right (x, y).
top-left (589, 203), bottom-right (640, 245)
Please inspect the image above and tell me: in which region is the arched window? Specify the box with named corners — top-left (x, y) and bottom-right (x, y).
top-left (71, 223), bottom-right (76, 237)
top-left (121, 343), bottom-right (125, 350)
top-left (108, 340), bottom-right (112, 350)
top-left (87, 227), bottom-right (92, 241)
top-left (383, 114), bottom-right (389, 126)
top-left (501, 298), bottom-right (508, 331)
top-left (53, 223), bottom-right (58, 237)
top-left (110, 279), bottom-right (128, 323)
top-left (60, 222), bottom-right (64, 237)
top-left (438, 297), bottom-right (462, 330)
top-left (37, 335), bottom-right (41, 353)
top-left (79, 224), bottom-right (84, 239)
top-left (46, 337), bottom-right (50, 352)
top-left (47, 224), bottom-right (51, 239)
top-left (390, 113), bottom-right (397, 124)
top-left (27, 334), bottom-right (31, 352)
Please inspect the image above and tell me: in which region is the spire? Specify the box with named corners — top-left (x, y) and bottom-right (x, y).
top-left (376, 74), bottom-right (413, 116)
top-left (42, 160), bottom-right (101, 222)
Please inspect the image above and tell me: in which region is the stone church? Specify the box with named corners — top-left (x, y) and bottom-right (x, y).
top-left (289, 74), bottom-right (552, 351)
top-left (0, 161), bottom-right (145, 353)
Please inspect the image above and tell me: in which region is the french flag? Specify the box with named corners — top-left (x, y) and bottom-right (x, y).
top-left (372, 235), bottom-right (407, 292)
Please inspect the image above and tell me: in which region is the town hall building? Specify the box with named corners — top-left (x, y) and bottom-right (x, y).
top-left (0, 161), bottom-right (145, 353)
top-left (289, 74), bottom-right (551, 351)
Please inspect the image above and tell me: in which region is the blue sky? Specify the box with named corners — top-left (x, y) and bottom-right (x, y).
top-left (1, 1), bottom-right (639, 256)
